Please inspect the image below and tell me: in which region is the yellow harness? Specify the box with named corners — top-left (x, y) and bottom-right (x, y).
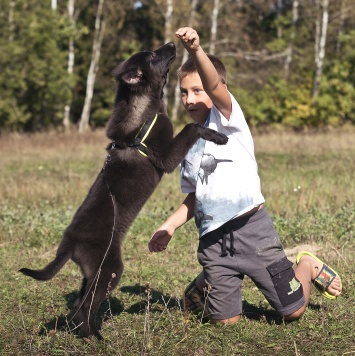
top-left (103, 114), bottom-right (158, 173)
top-left (129, 114), bottom-right (158, 157)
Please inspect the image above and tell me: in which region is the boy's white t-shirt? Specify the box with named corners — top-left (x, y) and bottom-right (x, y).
top-left (180, 93), bottom-right (265, 237)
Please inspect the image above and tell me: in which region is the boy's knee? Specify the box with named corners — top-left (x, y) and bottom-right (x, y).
top-left (211, 315), bottom-right (242, 324)
top-left (283, 305), bottom-right (306, 321)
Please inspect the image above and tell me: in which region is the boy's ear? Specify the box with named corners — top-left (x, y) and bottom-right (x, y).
top-left (120, 68), bottom-right (143, 84)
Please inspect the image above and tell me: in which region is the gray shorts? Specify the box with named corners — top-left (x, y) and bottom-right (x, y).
top-left (197, 207), bottom-right (305, 320)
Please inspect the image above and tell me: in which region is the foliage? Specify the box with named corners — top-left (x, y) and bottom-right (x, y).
top-left (0, 1), bottom-right (73, 130)
top-left (234, 78), bottom-right (315, 128)
top-left (315, 30), bottom-right (355, 126)
top-left (0, 1), bottom-right (355, 131)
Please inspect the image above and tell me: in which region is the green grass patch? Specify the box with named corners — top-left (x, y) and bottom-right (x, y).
top-left (0, 130), bottom-right (354, 355)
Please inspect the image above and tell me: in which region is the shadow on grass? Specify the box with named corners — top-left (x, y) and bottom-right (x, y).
top-left (242, 301), bottom-right (321, 324)
top-left (242, 300), bottom-right (283, 323)
top-left (121, 285), bottom-right (324, 326)
top-left (39, 284), bottom-right (174, 337)
top-left (39, 290), bottom-right (124, 337)
top-left (120, 284), bottom-right (180, 314)
top-left (39, 285), bottom-right (323, 336)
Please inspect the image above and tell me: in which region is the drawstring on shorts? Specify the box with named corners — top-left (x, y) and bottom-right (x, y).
top-left (220, 228), bottom-right (236, 257)
top-left (211, 206), bottom-right (263, 258)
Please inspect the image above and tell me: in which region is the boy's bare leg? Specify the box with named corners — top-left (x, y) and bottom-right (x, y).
top-left (284, 255), bottom-right (342, 320)
top-left (211, 315), bottom-right (242, 324)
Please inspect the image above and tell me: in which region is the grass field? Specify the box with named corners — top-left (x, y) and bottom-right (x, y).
top-left (0, 129), bottom-right (354, 355)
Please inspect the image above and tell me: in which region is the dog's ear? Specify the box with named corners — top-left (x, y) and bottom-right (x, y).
top-left (119, 68), bottom-right (143, 85)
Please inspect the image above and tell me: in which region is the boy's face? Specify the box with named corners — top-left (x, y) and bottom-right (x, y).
top-left (180, 72), bottom-right (213, 125)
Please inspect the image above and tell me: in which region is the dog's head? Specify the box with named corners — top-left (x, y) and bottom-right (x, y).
top-left (114, 42), bottom-right (176, 96)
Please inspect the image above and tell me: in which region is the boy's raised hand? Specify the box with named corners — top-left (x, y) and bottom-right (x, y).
top-left (175, 27), bottom-right (200, 51)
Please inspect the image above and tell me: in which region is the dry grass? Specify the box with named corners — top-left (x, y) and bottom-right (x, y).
top-left (0, 128), bottom-right (354, 355)
top-left (251, 128), bottom-right (355, 216)
top-left (0, 130), bottom-right (107, 207)
top-left (253, 127), bottom-right (355, 154)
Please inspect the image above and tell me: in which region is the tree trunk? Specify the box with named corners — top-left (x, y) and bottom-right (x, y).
top-left (284, 0), bottom-right (299, 79)
top-left (9, 1), bottom-right (15, 41)
top-left (276, 0), bottom-right (284, 38)
top-left (312, 0), bottom-right (329, 98)
top-left (171, 0), bottom-right (199, 123)
top-left (336, 0), bottom-right (346, 56)
top-left (63, 0), bottom-right (75, 130)
top-left (209, 0), bottom-right (220, 55)
top-left (163, 0), bottom-right (174, 108)
top-left (164, 0), bottom-right (173, 43)
top-left (51, 0), bottom-right (57, 10)
top-left (78, 0), bottom-right (106, 133)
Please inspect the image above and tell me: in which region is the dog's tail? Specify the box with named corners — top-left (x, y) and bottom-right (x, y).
top-left (19, 248), bottom-right (72, 281)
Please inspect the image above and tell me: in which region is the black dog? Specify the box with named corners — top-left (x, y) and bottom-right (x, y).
top-left (19, 42), bottom-right (227, 339)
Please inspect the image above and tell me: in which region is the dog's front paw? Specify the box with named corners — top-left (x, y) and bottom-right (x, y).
top-left (203, 129), bottom-right (228, 145)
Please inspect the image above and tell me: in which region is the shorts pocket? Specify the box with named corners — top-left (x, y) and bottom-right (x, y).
top-left (267, 257), bottom-right (303, 307)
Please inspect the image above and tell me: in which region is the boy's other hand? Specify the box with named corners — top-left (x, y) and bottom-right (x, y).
top-left (148, 225), bottom-right (174, 253)
top-left (176, 27), bottom-right (200, 51)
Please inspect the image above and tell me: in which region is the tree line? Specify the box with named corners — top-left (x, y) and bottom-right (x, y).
top-left (0, 0), bottom-right (354, 132)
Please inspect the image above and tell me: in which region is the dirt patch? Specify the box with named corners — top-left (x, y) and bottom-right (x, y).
top-left (284, 244), bottom-right (321, 263)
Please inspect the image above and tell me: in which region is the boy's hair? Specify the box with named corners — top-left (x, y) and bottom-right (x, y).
top-left (177, 54), bottom-right (227, 84)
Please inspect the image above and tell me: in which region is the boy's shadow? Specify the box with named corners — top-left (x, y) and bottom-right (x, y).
top-left (39, 286), bottom-right (322, 335)
top-left (120, 285), bottom-right (180, 314)
top-left (242, 301), bottom-right (283, 324)
top-left (242, 300), bottom-right (321, 324)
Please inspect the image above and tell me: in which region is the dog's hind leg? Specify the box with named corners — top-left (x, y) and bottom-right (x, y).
top-left (75, 279), bottom-right (106, 340)
top-left (73, 277), bottom-right (88, 309)
top-left (76, 253), bottom-right (123, 340)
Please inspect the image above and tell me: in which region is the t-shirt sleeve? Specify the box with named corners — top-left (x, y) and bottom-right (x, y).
top-left (181, 177), bottom-right (196, 193)
top-left (217, 93), bottom-right (248, 131)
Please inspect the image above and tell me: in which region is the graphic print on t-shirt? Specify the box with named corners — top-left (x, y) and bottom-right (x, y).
top-left (198, 154), bottom-right (233, 185)
top-left (180, 137), bottom-right (206, 189)
top-left (195, 198), bottom-right (213, 228)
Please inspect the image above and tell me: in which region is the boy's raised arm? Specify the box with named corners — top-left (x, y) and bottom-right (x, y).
top-left (175, 27), bottom-right (232, 119)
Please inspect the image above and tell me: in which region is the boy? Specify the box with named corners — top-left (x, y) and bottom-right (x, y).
top-left (148, 27), bottom-right (342, 324)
